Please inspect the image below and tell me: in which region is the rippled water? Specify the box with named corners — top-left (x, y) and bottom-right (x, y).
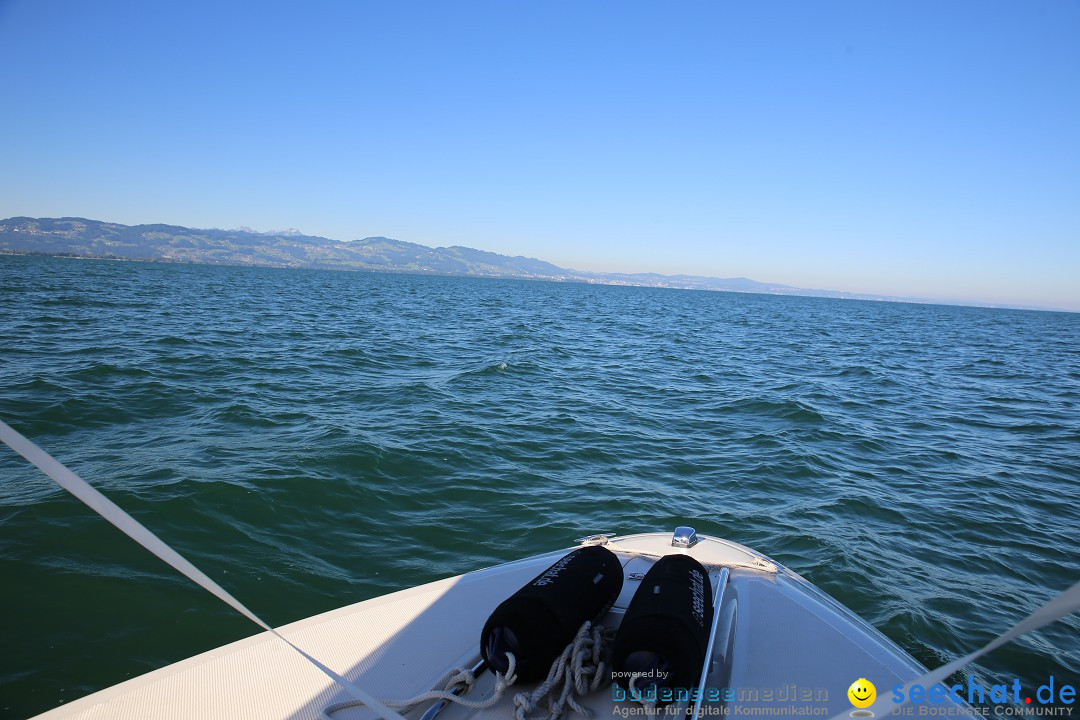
top-left (1, 255), bottom-right (1077, 719)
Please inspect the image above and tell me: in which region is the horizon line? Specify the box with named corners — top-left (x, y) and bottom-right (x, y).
top-left (1, 214), bottom-right (1077, 315)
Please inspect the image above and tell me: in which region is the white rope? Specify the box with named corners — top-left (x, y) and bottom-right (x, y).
top-left (514, 621), bottom-right (614, 720)
top-left (0, 419), bottom-right (408, 720)
top-left (626, 674), bottom-right (661, 719)
top-left (323, 655), bottom-right (518, 718)
top-left (826, 576), bottom-right (1080, 719)
top-left (326, 621), bottom-right (613, 720)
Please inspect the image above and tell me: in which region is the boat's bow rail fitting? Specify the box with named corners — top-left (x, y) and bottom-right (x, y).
top-left (671, 526), bottom-right (700, 548)
top-left (574, 533), bottom-right (614, 546)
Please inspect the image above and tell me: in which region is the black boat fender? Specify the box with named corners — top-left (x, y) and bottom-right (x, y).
top-left (611, 554), bottom-right (714, 701)
top-left (480, 545), bottom-right (623, 682)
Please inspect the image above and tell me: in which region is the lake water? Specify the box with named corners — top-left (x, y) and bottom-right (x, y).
top-left (1, 255), bottom-right (1077, 718)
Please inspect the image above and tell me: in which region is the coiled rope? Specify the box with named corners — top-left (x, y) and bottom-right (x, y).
top-left (323, 621), bottom-right (613, 720)
top-left (513, 621), bottom-right (613, 720)
top-left (323, 655), bottom-right (517, 718)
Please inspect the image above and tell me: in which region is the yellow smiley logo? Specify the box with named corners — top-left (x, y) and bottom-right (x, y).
top-left (847, 678), bottom-right (876, 708)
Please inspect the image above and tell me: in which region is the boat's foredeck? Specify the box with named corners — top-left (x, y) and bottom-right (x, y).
top-left (32, 533), bottom-right (961, 720)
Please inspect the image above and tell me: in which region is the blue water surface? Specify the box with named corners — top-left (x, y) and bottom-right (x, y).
top-left (0, 255), bottom-right (1077, 718)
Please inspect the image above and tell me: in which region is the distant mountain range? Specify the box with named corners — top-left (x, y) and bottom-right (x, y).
top-left (0, 216), bottom-right (990, 306)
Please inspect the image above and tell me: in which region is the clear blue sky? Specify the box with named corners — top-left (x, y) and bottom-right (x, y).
top-left (1, 1), bottom-right (1077, 310)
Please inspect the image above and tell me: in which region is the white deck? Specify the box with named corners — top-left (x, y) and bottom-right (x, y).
top-left (33, 533), bottom-right (959, 720)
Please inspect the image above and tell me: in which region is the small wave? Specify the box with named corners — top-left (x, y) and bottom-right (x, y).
top-left (205, 401), bottom-right (286, 428)
top-left (155, 335), bottom-right (196, 347)
top-left (69, 363), bottom-right (153, 381)
top-left (718, 397), bottom-right (829, 424)
top-left (443, 361), bottom-right (511, 383)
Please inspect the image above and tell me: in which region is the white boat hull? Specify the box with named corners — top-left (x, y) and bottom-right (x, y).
top-left (33, 532), bottom-right (965, 720)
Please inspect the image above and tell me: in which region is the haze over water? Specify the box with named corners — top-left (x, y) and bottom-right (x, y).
top-left (1, 255), bottom-right (1077, 719)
